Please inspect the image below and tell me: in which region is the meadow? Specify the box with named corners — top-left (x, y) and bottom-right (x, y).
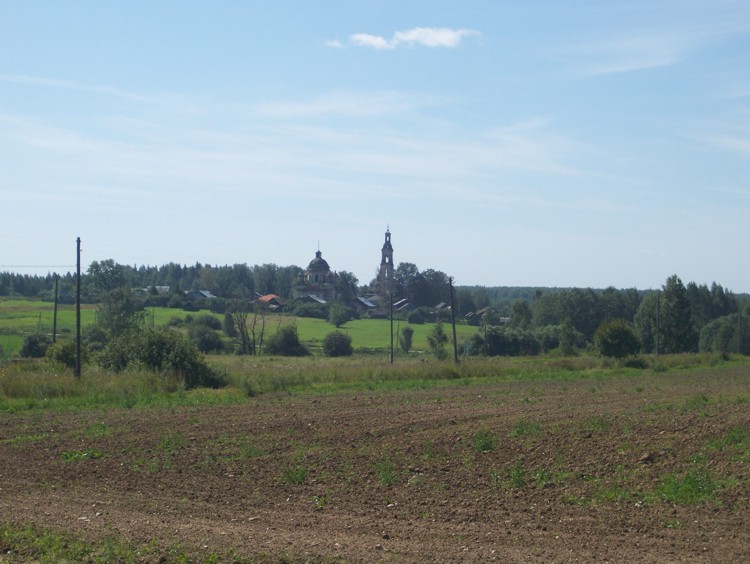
top-left (0, 298), bottom-right (476, 357)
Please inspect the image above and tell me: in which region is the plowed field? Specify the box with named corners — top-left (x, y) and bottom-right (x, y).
top-left (2, 365), bottom-right (749, 562)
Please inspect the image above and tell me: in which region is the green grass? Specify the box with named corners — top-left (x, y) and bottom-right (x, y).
top-left (61, 447), bottom-right (103, 462)
top-left (282, 464), bottom-right (308, 485)
top-left (510, 420), bottom-right (542, 438)
top-left (0, 298), bottom-right (477, 356)
top-left (0, 521), bottom-right (202, 563)
top-left (473, 428), bottom-right (496, 452)
top-left (656, 467), bottom-right (721, 505)
top-left (376, 458), bottom-right (397, 486)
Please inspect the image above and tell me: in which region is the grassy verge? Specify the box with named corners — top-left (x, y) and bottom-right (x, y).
top-left (2, 352), bottom-right (748, 413)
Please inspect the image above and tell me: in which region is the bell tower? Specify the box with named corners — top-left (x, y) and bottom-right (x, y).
top-left (378, 227), bottom-right (394, 289)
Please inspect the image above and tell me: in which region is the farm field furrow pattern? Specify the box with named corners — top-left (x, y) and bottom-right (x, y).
top-left (1, 366), bottom-right (749, 562)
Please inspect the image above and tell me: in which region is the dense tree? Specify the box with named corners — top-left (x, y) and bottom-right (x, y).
top-left (88, 259), bottom-right (128, 293)
top-left (699, 313), bottom-right (750, 356)
top-left (661, 275), bottom-right (698, 353)
top-left (393, 262), bottom-right (420, 301)
top-left (594, 319), bottom-right (641, 359)
top-left (252, 264), bottom-right (276, 295)
top-left (634, 292), bottom-right (660, 353)
top-left (456, 288), bottom-right (476, 317)
top-left (334, 271), bottom-right (359, 303)
top-left (510, 299), bottom-right (533, 329)
top-left (97, 287), bottom-right (145, 338)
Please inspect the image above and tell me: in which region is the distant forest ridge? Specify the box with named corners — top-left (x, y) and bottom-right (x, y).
top-left (1, 260), bottom-right (747, 307)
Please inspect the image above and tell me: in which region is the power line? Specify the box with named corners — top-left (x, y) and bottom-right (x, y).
top-left (0, 265), bottom-right (74, 268)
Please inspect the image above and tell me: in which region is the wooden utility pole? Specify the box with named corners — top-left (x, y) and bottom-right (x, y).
top-left (449, 277), bottom-right (459, 364)
top-left (389, 291), bottom-right (394, 364)
top-left (52, 274), bottom-right (59, 343)
top-left (75, 237), bottom-right (81, 378)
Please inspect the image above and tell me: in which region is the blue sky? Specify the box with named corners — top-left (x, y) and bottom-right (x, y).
top-left (2, 1), bottom-right (749, 291)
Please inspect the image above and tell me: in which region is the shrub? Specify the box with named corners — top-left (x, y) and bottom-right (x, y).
top-left (188, 325), bottom-right (225, 353)
top-left (46, 339), bottom-right (88, 369)
top-left (265, 324), bottom-right (310, 357)
top-left (98, 327), bottom-right (225, 389)
top-left (192, 314), bottom-right (222, 330)
top-left (322, 331), bottom-right (353, 357)
top-left (20, 333), bottom-right (52, 358)
top-left (82, 325), bottom-right (108, 353)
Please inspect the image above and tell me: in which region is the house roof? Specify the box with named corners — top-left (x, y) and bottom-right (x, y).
top-left (352, 296), bottom-right (377, 309)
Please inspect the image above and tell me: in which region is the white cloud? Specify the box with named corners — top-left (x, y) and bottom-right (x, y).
top-left (346, 27), bottom-right (478, 50)
top-left (324, 39), bottom-right (344, 49)
top-left (350, 33), bottom-right (393, 50)
top-left (393, 27), bottom-right (477, 48)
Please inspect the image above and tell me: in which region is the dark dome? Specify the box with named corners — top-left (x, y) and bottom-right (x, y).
top-left (308, 250), bottom-right (330, 271)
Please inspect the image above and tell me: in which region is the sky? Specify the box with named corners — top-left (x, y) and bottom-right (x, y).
top-left (1, 1), bottom-right (749, 292)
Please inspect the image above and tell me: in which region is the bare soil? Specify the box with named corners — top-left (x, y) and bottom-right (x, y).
top-left (1, 366), bottom-right (749, 562)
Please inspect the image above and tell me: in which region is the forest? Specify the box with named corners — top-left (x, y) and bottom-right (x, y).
top-left (1, 259), bottom-right (748, 359)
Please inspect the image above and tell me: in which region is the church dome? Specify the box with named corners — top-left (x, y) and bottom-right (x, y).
top-left (308, 250), bottom-right (330, 272)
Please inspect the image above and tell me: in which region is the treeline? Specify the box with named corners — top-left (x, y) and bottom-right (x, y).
top-left (0, 261), bottom-right (303, 303)
top-left (469, 275), bottom-right (748, 356)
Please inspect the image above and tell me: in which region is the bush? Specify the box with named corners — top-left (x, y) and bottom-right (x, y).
top-left (98, 327), bottom-right (225, 389)
top-left (265, 324), bottom-right (310, 357)
top-left (20, 333), bottom-right (52, 358)
top-left (407, 307), bottom-right (429, 324)
top-left (192, 314), bottom-right (222, 330)
top-left (45, 339), bottom-right (88, 369)
top-left (594, 319), bottom-right (641, 359)
top-left (323, 331), bottom-right (353, 357)
top-left (188, 325), bottom-right (225, 353)
top-left (82, 325), bottom-right (108, 353)
top-left (287, 302), bottom-right (328, 319)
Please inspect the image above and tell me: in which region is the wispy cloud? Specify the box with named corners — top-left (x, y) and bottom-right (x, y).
top-left (249, 91), bottom-right (435, 119)
top-left (571, 32), bottom-right (689, 76)
top-left (0, 74), bottom-right (153, 102)
top-left (331, 27), bottom-right (479, 50)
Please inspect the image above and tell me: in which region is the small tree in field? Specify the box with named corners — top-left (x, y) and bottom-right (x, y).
top-left (428, 322), bottom-right (449, 360)
top-left (323, 330), bottom-right (353, 357)
top-left (399, 326), bottom-right (414, 353)
top-left (328, 302), bottom-right (350, 328)
top-left (594, 319), bottom-right (641, 359)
